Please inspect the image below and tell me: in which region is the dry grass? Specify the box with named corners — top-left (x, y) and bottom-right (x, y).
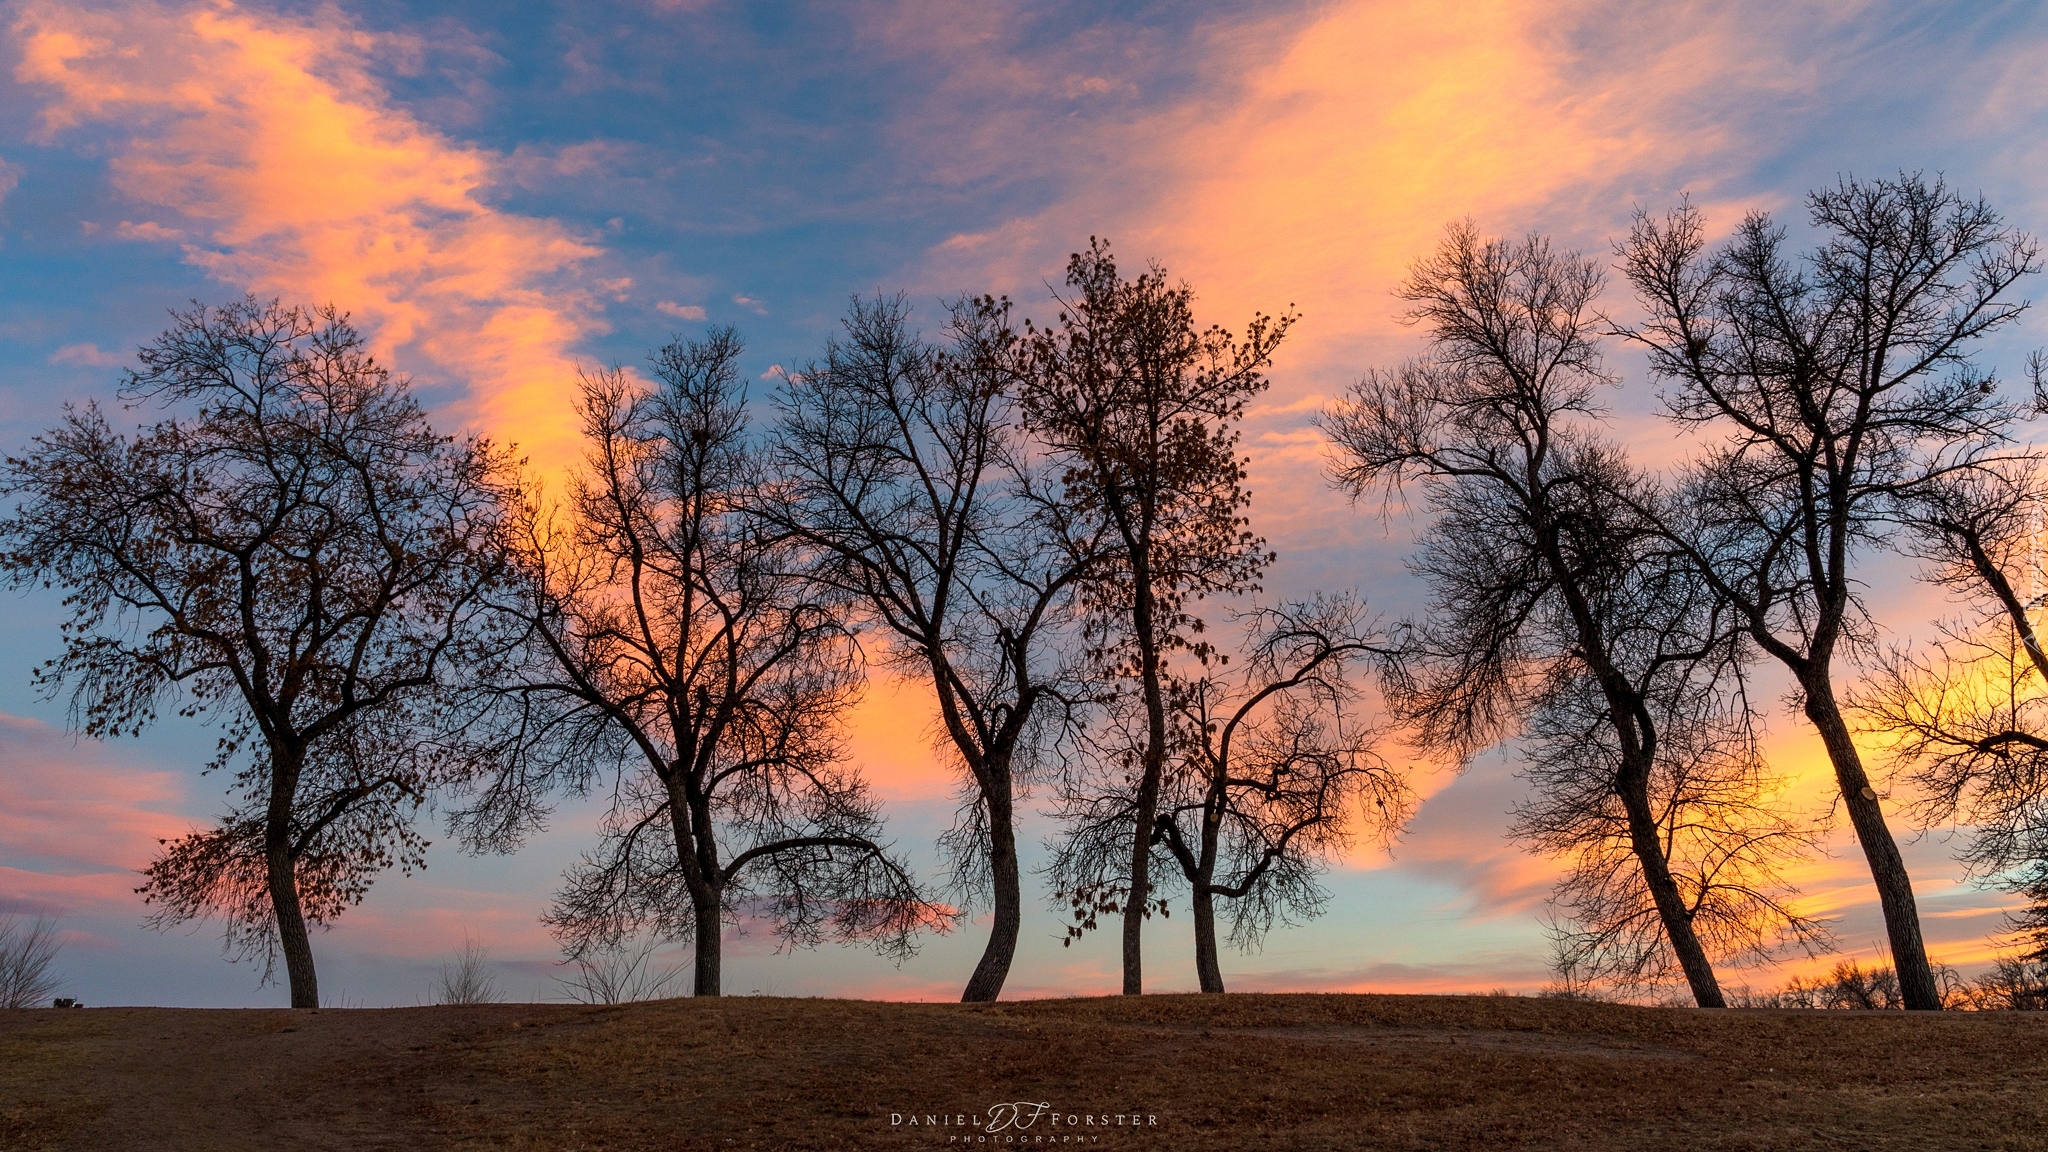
top-left (3, 993), bottom-right (2045, 1150)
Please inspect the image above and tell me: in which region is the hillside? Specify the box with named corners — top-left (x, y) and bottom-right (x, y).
top-left (4, 993), bottom-right (2045, 1150)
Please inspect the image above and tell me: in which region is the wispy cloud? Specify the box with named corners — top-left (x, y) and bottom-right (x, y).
top-left (48, 341), bottom-right (126, 368)
top-left (112, 220), bottom-right (183, 242)
top-left (0, 713), bottom-right (189, 918)
top-left (656, 300), bottom-right (706, 320)
top-left (13, 0), bottom-right (606, 472)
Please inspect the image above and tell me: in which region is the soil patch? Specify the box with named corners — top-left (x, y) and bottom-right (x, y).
top-left (2, 993), bottom-right (2044, 1150)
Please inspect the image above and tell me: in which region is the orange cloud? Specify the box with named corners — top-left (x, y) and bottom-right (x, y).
top-left (914, 0), bottom-right (1852, 556)
top-left (13, 0), bottom-right (604, 473)
top-left (843, 672), bottom-right (961, 803)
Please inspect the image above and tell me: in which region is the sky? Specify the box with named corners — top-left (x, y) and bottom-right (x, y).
top-left (3, 0), bottom-right (2048, 1007)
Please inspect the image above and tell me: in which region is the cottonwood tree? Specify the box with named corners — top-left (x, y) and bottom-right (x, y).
top-left (771, 295), bottom-right (1100, 1002)
top-left (1325, 226), bottom-right (1823, 1007)
top-left (1018, 239), bottom-right (1292, 994)
top-left (1615, 175), bottom-right (2040, 1008)
top-left (1521, 663), bottom-right (1829, 999)
top-left (1155, 598), bottom-right (1409, 993)
top-left (1858, 459), bottom-right (2048, 962)
top-left (470, 330), bottom-right (946, 997)
top-left (0, 299), bottom-right (513, 1008)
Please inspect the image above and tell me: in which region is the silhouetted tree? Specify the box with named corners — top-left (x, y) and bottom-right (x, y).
top-left (772, 295), bottom-right (1101, 1002)
top-left (1615, 175), bottom-right (2040, 1008)
top-left (1326, 226), bottom-right (1823, 1007)
top-left (1522, 662), bottom-right (1830, 999)
top-left (1155, 598), bottom-right (1409, 993)
top-left (467, 330), bottom-right (946, 997)
top-left (1857, 459), bottom-right (2048, 963)
top-left (1017, 239), bottom-right (1292, 994)
top-left (0, 299), bottom-right (513, 1008)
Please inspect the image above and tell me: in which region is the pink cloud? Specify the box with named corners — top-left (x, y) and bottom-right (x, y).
top-left (656, 300), bottom-right (707, 320)
top-left (13, 0), bottom-right (606, 473)
top-left (112, 219), bottom-right (183, 242)
top-left (0, 712), bottom-right (191, 918)
top-left (47, 341), bottom-right (126, 368)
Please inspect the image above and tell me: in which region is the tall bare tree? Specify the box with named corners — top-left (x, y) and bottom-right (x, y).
top-left (1325, 226), bottom-right (1822, 1007)
top-left (1519, 660), bottom-right (1830, 999)
top-left (772, 295), bottom-right (1100, 1002)
top-left (1155, 598), bottom-right (1409, 993)
top-left (1858, 459), bottom-right (2048, 962)
top-left (1615, 175), bottom-right (2040, 1008)
top-left (0, 299), bottom-right (513, 1008)
top-left (1017, 239), bottom-right (1292, 994)
top-left (468, 329), bottom-right (946, 997)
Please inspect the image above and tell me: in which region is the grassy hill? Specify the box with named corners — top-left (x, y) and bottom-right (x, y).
top-left (4, 992), bottom-right (2046, 1150)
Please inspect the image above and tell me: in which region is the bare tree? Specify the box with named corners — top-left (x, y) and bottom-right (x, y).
top-left (1857, 460), bottom-right (2048, 962)
top-left (0, 299), bottom-right (514, 1008)
top-left (1017, 239), bottom-right (1292, 994)
top-left (771, 295), bottom-right (1100, 1001)
top-left (0, 913), bottom-right (64, 1008)
top-left (467, 329), bottom-right (947, 997)
top-left (1325, 225), bottom-right (1823, 1007)
top-left (1522, 665), bottom-right (1830, 998)
top-left (1615, 175), bottom-right (2041, 1008)
top-left (1155, 598), bottom-right (1409, 993)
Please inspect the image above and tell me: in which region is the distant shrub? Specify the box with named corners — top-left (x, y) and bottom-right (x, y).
top-left (557, 936), bottom-right (684, 1005)
top-left (433, 937), bottom-right (501, 1006)
top-left (1732, 957), bottom-right (2048, 1010)
top-left (0, 914), bottom-right (64, 1009)
top-left (1950, 957), bottom-right (2048, 1011)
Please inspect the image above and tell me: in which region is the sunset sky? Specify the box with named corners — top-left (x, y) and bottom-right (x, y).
top-left (4, 0), bottom-right (2048, 1007)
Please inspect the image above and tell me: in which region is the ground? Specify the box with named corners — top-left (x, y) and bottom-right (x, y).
top-left (2, 993), bottom-right (2044, 1150)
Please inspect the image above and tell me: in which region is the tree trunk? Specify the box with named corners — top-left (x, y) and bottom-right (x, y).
top-left (1192, 886), bottom-right (1224, 993)
top-left (1122, 685), bottom-right (1165, 997)
top-left (666, 773), bottom-right (725, 998)
top-left (961, 778), bottom-right (1021, 1003)
top-left (1616, 766), bottom-right (1724, 1008)
top-left (265, 745), bottom-right (319, 1009)
top-left (1801, 675), bottom-right (1941, 1010)
top-left (1122, 790), bottom-right (1156, 995)
top-left (1122, 565), bottom-right (1166, 997)
top-left (692, 889), bottom-right (723, 997)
